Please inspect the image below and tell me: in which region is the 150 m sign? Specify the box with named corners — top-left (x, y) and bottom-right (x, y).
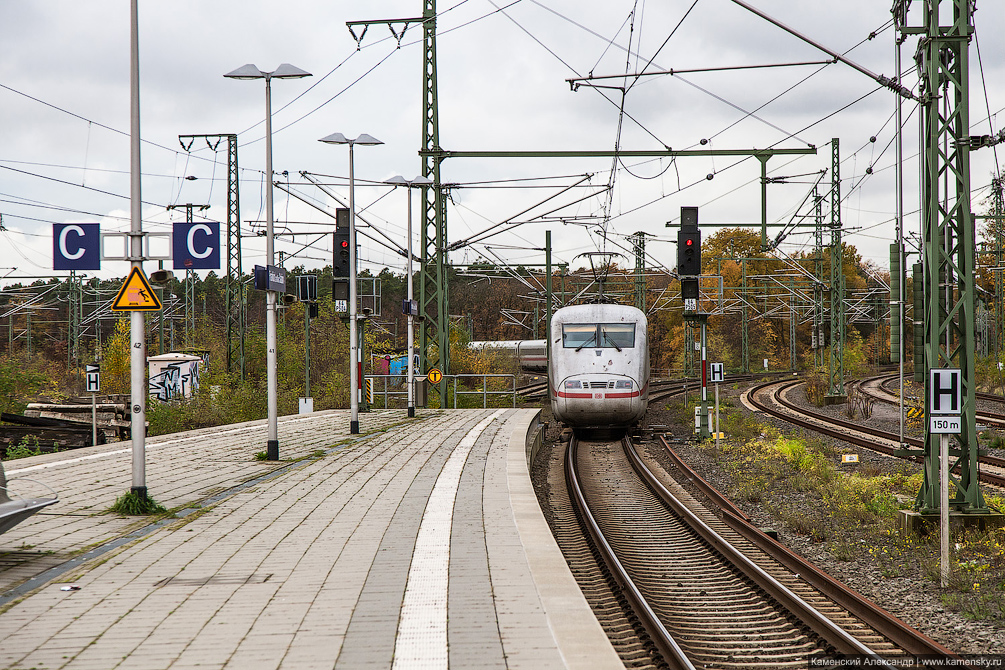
top-left (930, 416), bottom-right (962, 434)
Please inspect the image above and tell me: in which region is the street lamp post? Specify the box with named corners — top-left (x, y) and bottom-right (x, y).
top-left (319, 133), bottom-right (383, 433)
top-left (225, 63), bottom-right (311, 460)
top-left (387, 175), bottom-right (432, 418)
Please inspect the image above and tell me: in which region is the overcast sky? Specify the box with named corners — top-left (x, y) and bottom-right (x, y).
top-left (1, 1), bottom-right (1003, 288)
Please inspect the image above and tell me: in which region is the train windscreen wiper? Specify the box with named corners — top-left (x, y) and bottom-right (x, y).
top-left (575, 332), bottom-right (598, 351)
top-left (601, 331), bottom-right (622, 352)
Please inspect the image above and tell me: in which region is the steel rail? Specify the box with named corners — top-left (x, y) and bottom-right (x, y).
top-left (862, 373), bottom-right (1002, 425)
top-left (867, 373), bottom-right (1005, 431)
top-left (621, 437), bottom-right (889, 661)
top-left (565, 437), bottom-right (695, 670)
top-left (746, 379), bottom-right (1005, 487)
top-left (655, 434), bottom-right (960, 659)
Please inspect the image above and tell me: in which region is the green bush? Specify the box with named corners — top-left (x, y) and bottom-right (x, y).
top-left (3, 435), bottom-right (43, 460)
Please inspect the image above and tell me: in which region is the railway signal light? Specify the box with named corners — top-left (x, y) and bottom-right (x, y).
top-left (678, 231), bottom-right (701, 275)
top-left (334, 207), bottom-right (351, 278)
top-left (334, 233), bottom-right (351, 277)
top-left (677, 206), bottom-right (701, 276)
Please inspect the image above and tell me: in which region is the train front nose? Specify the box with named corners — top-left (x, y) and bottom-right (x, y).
top-left (556, 377), bottom-right (642, 425)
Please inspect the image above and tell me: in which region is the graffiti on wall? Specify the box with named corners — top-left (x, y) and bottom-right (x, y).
top-left (149, 360), bottom-right (200, 402)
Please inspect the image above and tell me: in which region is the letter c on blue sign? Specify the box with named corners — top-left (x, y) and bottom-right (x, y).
top-left (60, 225), bottom-right (86, 260)
top-left (53, 223), bottom-right (100, 270)
top-left (187, 224), bottom-right (213, 259)
top-left (173, 222), bottom-right (220, 270)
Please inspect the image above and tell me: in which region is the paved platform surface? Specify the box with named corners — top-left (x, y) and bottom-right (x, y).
top-left (0, 409), bottom-right (622, 669)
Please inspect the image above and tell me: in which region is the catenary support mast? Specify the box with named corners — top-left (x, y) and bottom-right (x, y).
top-left (913, 0), bottom-right (986, 512)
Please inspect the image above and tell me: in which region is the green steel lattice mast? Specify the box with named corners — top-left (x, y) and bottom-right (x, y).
top-left (827, 139), bottom-right (846, 399)
top-left (914, 0), bottom-right (986, 512)
top-left (419, 0), bottom-right (450, 402)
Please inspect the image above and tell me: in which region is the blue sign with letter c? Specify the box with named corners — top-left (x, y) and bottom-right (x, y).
top-left (173, 222), bottom-right (220, 270)
top-left (53, 223), bottom-right (100, 270)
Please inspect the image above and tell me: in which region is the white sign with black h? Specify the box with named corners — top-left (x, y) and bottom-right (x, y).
top-left (85, 364), bottom-right (100, 393)
top-left (928, 368), bottom-right (961, 415)
top-left (710, 362), bottom-right (724, 384)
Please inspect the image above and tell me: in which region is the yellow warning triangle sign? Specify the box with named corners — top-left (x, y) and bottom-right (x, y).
top-left (110, 267), bottom-right (162, 311)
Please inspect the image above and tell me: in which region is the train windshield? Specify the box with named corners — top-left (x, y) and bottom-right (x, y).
top-left (601, 323), bottom-right (635, 348)
top-left (562, 323), bottom-right (636, 349)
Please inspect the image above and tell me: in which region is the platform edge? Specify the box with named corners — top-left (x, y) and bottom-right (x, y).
top-left (506, 409), bottom-right (627, 670)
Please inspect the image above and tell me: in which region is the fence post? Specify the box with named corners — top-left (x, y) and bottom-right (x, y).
top-left (453, 376), bottom-right (457, 409)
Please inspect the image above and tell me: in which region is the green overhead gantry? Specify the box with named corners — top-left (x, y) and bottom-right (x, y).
top-left (423, 147), bottom-right (817, 385)
top-left (348, 6), bottom-right (450, 401)
top-left (351, 5), bottom-right (818, 404)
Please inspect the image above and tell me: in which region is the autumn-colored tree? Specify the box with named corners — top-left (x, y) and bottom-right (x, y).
top-left (101, 318), bottom-right (131, 394)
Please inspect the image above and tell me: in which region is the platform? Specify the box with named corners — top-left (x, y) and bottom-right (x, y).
top-left (0, 409), bottom-right (623, 670)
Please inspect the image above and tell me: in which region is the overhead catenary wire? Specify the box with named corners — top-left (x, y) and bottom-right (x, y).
top-left (5, 4), bottom-right (1004, 289)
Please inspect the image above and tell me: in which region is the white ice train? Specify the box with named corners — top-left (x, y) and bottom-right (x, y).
top-left (549, 303), bottom-right (649, 429)
top-left (468, 339), bottom-right (547, 372)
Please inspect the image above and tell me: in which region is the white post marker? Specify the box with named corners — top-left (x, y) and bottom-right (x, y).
top-left (940, 432), bottom-right (950, 588)
top-left (710, 362), bottom-right (724, 449)
top-left (929, 367), bottom-right (961, 588)
top-left (86, 364), bottom-right (100, 446)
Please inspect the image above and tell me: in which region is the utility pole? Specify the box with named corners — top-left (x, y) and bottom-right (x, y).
top-left (546, 230), bottom-right (552, 365)
top-left (347, 5), bottom-right (449, 404)
top-left (993, 177), bottom-right (1004, 365)
top-left (67, 271), bottom-right (81, 372)
top-left (420, 0), bottom-right (449, 405)
top-left (789, 282), bottom-right (796, 371)
top-left (128, 0), bottom-right (148, 501)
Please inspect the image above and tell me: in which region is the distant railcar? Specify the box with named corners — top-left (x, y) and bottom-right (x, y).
top-left (468, 339), bottom-right (548, 372)
top-left (548, 303), bottom-right (649, 429)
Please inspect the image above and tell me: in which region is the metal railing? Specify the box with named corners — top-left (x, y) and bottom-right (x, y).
top-left (451, 374), bottom-right (517, 408)
top-left (364, 374), bottom-right (517, 409)
top-left (365, 375), bottom-right (408, 409)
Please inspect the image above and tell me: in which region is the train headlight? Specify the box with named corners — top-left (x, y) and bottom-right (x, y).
top-left (564, 380), bottom-right (582, 389)
top-left (615, 380), bottom-right (633, 389)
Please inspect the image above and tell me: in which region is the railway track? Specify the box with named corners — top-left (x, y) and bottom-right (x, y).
top-left (745, 379), bottom-right (1005, 489)
top-left (559, 433), bottom-right (956, 667)
top-left (538, 431), bottom-right (667, 669)
top-left (857, 374), bottom-right (1005, 430)
top-left (871, 372), bottom-right (1005, 410)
